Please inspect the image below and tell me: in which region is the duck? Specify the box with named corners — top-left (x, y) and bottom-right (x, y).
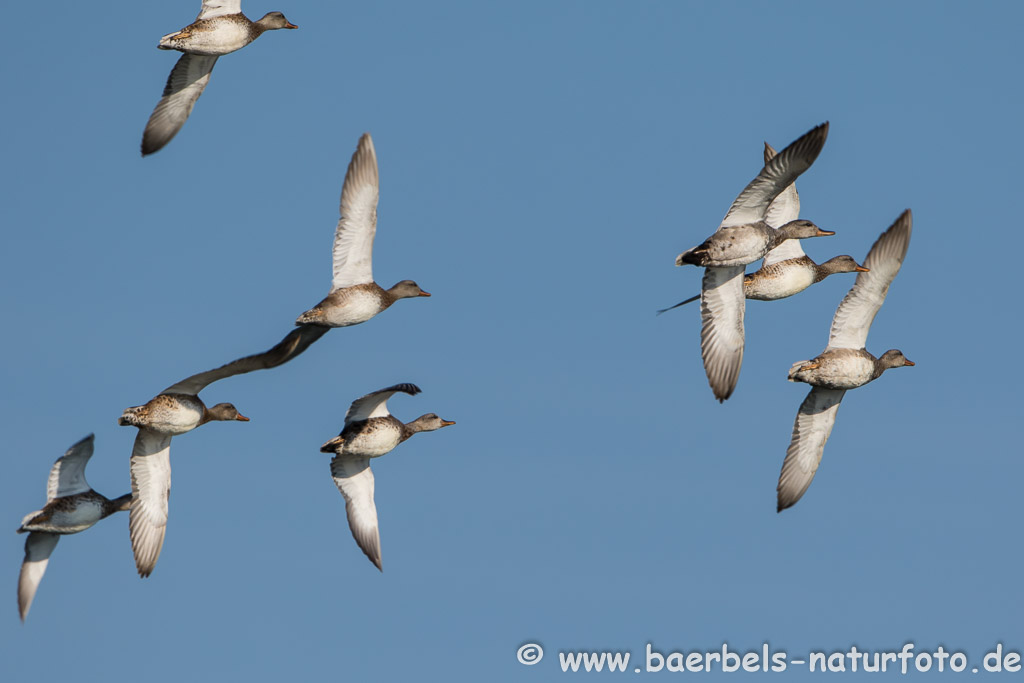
top-left (17, 435), bottom-right (131, 621)
top-left (674, 123), bottom-right (834, 402)
top-left (777, 210), bottom-right (914, 512)
top-left (117, 324), bottom-right (327, 577)
top-left (660, 141), bottom-right (866, 314)
top-left (321, 384), bottom-right (455, 571)
top-left (141, 1), bottom-right (297, 156)
top-left (296, 133), bottom-right (431, 327)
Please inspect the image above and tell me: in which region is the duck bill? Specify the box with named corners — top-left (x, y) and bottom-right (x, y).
top-left (903, 359), bottom-right (915, 367)
top-left (235, 414), bottom-right (251, 422)
top-left (418, 291), bottom-right (432, 297)
top-left (285, 22), bottom-right (298, 29)
top-left (441, 420), bottom-right (456, 427)
top-left (815, 229), bottom-right (836, 237)
top-left (855, 265), bottom-right (870, 272)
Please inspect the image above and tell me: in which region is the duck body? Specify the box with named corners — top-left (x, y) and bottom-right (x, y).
top-left (744, 256), bottom-right (819, 300)
top-left (324, 417), bottom-right (408, 457)
top-left (296, 283), bottom-right (392, 328)
top-left (677, 221), bottom-right (779, 268)
top-left (19, 491), bottom-right (131, 535)
top-left (787, 348), bottom-right (882, 390)
top-left (118, 393), bottom-right (206, 435)
top-left (158, 15), bottom-right (259, 55)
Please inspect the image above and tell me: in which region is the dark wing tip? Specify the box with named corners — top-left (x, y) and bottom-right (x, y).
top-left (141, 133), bottom-right (164, 157)
top-left (389, 383), bottom-right (422, 396)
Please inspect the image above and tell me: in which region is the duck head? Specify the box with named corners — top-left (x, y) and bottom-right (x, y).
top-left (205, 403), bottom-right (250, 422)
top-left (388, 280), bottom-right (431, 300)
top-left (777, 219), bottom-right (834, 240)
top-left (878, 349), bottom-right (915, 370)
top-left (257, 12), bottom-right (298, 30)
top-left (406, 413), bottom-right (456, 433)
top-left (820, 254), bottom-right (870, 274)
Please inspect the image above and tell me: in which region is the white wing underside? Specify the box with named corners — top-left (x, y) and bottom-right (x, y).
top-left (718, 123), bottom-right (827, 230)
top-left (331, 133), bottom-right (380, 291)
top-left (331, 457), bottom-right (382, 571)
top-left (827, 210), bottom-right (912, 350)
top-left (700, 266), bottom-right (746, 401)
top-left (142, 53), bottom-right (218, 156)
top-left (46, 434), bottom-right (95, 501)
top-left (18, 532), bottom-right (59, 621)
top-left (197, 0), bottom-right (241, 20)
top-left (129, 429), bottom-right (173, 577)
top-left (344, 383), bottom-right (421, 424)
top-left (777, 387), bottom-right (846, 510)
top-left (760, 142), bottom-right (805, 267)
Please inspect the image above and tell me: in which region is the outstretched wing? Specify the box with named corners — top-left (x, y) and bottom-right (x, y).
top-left (777, 387), bottom-right (846, 511)
top-left (18, 532), bottom-right (60, 621)
top-left (141, 53), bottom-right (218, 156)
top-left (760, 141), bottom-right (806, 266)
top-left (162, 324), bottom-right (330, 395)
top-left (827, 210), bottom-right (912, 350)
top-left (46, 434), bottom-right (95, 501)
top-left (699, 266), bottom-right (746, 402)
top-left (129, 429), bottom-right (173, 578)
top-left (344, 383), bottom-right (421, 424)
top-left (330, 457), bottom-right (382, 571)
top-left (197, 0), bottom-right (241, 20)
top-left (331, 133), bottom-right (380, 290)
top-left (718, 122), bottom-right (828, 230)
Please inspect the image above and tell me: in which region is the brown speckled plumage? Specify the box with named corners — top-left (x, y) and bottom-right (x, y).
top-left (17, 434), bottom-right (131, 621)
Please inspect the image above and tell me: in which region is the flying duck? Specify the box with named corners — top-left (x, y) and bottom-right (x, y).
top-left (141, 0), bottom-right (297, 155)
top-left (777, 210), bottom-right (915, 511)
top-left (321, 384), bottom-right (454, 571)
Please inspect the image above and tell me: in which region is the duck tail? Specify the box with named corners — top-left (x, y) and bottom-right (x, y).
top-left (787, 360), bottom-right (810, 382)
top-left (295, 308), bottom-right (325, 325)
top-left (320, 435), bottom-right (344, 453)
top-left (675, 245), bottom-right (707, 267)
top-left (118, 406), bottom-right (144, 427)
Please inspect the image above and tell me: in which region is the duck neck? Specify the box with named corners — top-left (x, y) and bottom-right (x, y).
top-left (811, 261), bottom-right (834, 283)
top-left (105, 493), bottom-right (133, 517)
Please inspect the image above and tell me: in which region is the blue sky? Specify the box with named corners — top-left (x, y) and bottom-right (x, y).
top-left (2, 1), bottom-right (1021, 680)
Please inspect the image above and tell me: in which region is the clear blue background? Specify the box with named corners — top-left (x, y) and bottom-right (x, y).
top-left (2, 1), bottom-right (1020, 680)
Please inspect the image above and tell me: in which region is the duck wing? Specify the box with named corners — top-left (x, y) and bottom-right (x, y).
top-left (18, 532), bottom-right (59, 621)
top-left (46, 434), bottom-right (95, 501)
top-left (331, 133), bottom-right (380, 291)
top-left (827, 210), bottom-right (912, 351)
top-left (344, 383), bottom-right (421, 424)
top-left (142, 54), bottom-right (218, 156)
top-left (162, 324), bottom-right (329, 395)
top-left (718, 122), bottom-right (827, 230)
top-left (330, 456), bottom-right (382, 571)
top-left (129, 429), bottom-right (173, 577)
top-left (777, 387), bottom-right (846, 511)
top-left (760, 141), bottom-right (806, 266)
top-left (197, 0), bottom-right (241, 20)
top-left (699, 266), bottom-right (746, 401)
